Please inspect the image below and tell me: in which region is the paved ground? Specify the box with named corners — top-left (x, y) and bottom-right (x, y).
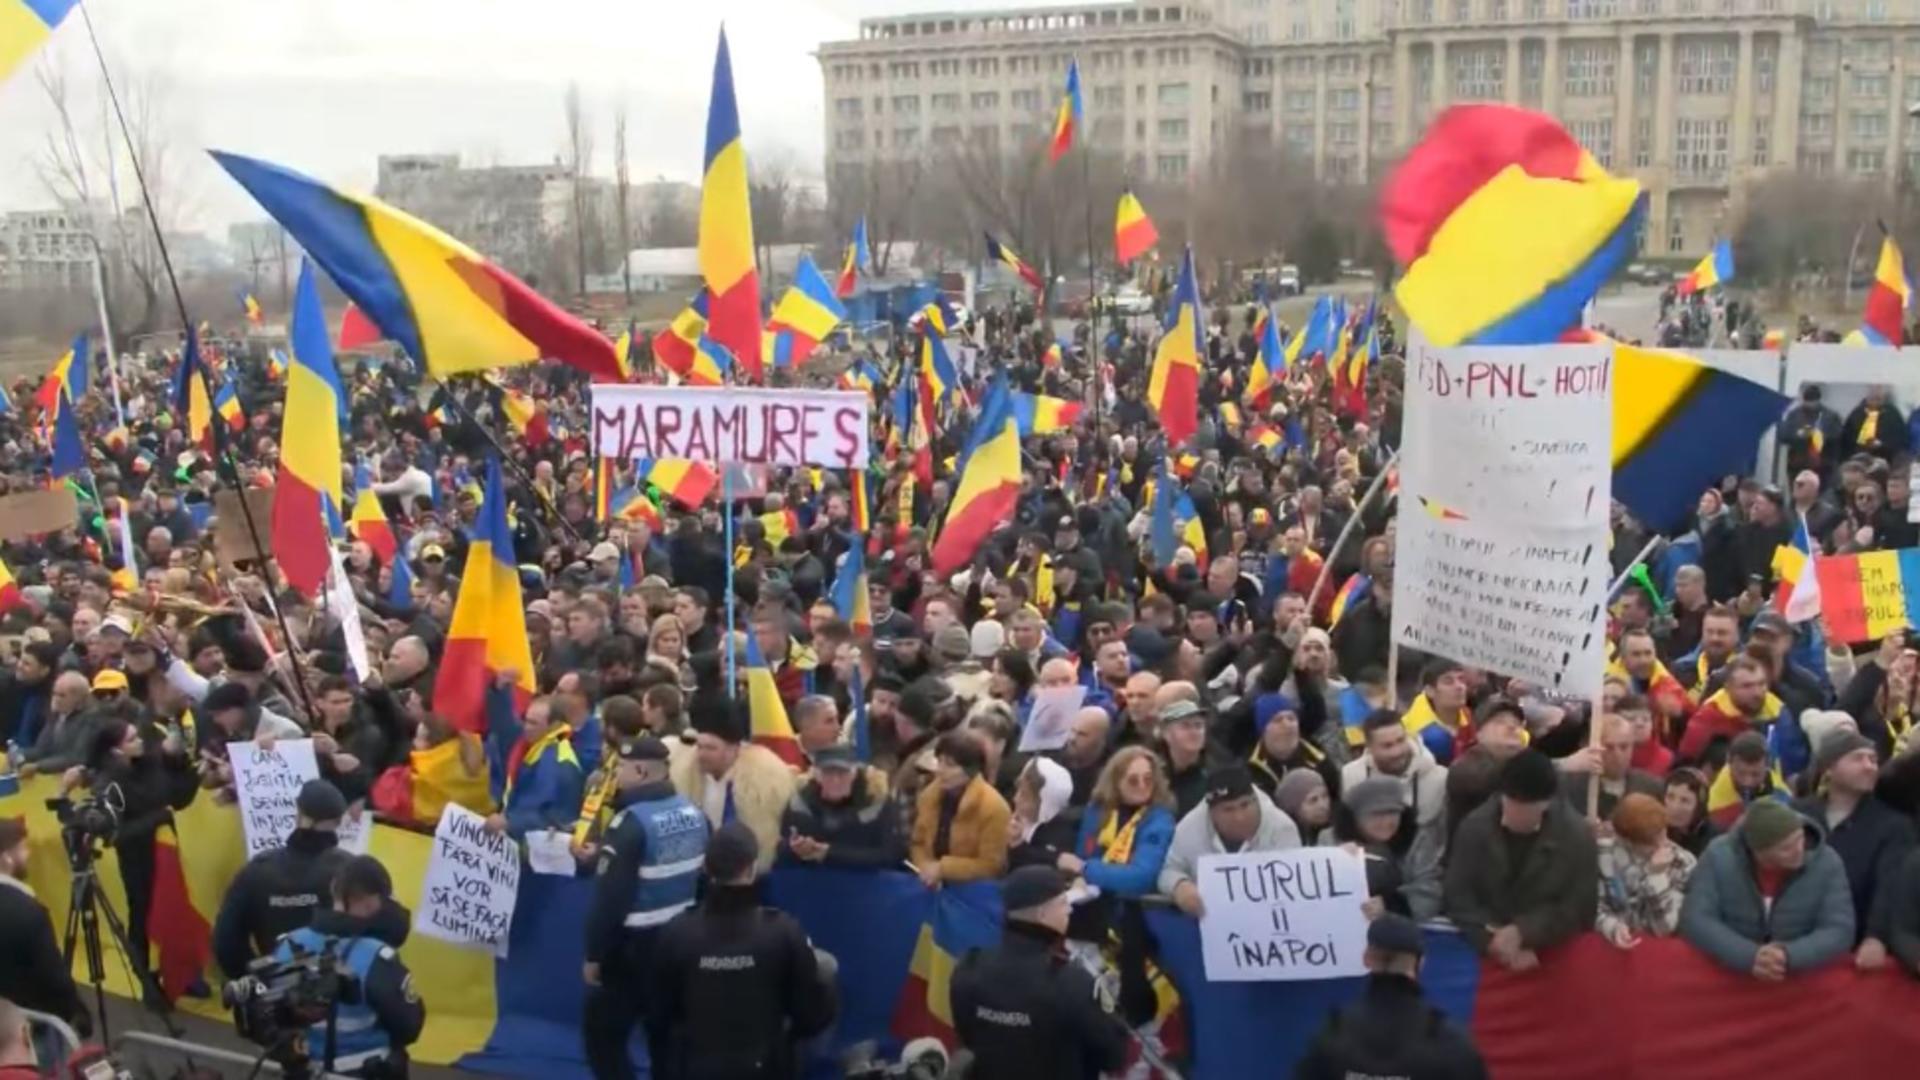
top-left (91, 993), bottom-right (470, 1080)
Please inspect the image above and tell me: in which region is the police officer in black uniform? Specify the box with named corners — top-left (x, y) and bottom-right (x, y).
top-left (264, 855), bottom-right (425, 1078)
top-left (1294, 913), bottom-right (1488, 1080)
top-left (647, 823), bottom-right (836, 1080)
top-left (213, 780), bottom-right (408, 979)
top-left (581, 735), bottom-right (710, 1080)
top-left (950, 865), bottom-right (1129, 1080)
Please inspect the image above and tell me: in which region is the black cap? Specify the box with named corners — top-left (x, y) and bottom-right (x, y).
top-left (297, 779), bottom-right (347, 823)
top-left (705, 822), bottom-right (759, 881)
top-left (1498, 749), bottom-right (1559, 802)
top-left (1204, 764), bottom-right (1257, 805)
top-left (811, 744), bottom-right (858, 770)
top-left (616, 734), bottom-right (670, 763)
top-left (1749, 610), bottom-right (1793, 638)
top-left (1002, 865), bottom-right (1070, 912)
top-left (1366, 913), bottom-right (1425, 957)
top-left (333, 854), bottom-right (393, 902)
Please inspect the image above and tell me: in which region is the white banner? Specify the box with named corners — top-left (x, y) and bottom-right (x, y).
top-left (416, 803), bottom-right (522, 955)
top-left (1392, 338), bottom-right (1612, 698)
top-left (590, 386), bottom-right (870, 468)
top-left (228, 740), bottom-right (320, 858)
top-left (1196, 848), bottom-right (1370, 982)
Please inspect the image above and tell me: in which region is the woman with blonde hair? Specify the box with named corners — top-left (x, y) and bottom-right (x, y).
top-left (1069, 746), bottom-right (1176, 899)
top-left (646, 612), bottom-right (695, 691)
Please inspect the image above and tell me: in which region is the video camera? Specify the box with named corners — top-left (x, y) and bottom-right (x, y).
top-left (841, 1038), bottom-right (952, 1080)
top-left (46, 791), bottom-right (123, 866)
top-left (222, 942), bottom-right (358, 1068)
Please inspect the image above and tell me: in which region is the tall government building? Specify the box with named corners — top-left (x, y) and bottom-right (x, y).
top-left (818, 0), bottom-right (1920, 258)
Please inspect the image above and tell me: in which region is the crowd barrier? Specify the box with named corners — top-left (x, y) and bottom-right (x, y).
top-left (11, 775), bottom-right (1920, 1079)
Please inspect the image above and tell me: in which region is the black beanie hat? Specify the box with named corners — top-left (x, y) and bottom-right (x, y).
top-left (1498, 749), bottom-right (1559, 802)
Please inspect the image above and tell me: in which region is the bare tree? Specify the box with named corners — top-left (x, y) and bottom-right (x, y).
top-left (613, 101), bottom-right (633, 306)
top-left (749, 149), bottom-right (800, 287)
top-left (829, 156), bottom-right (927, 276)
top-left (1736, 170), bottom-right (1889, 304)
top-left (563, 83), bottom-right (595, 297)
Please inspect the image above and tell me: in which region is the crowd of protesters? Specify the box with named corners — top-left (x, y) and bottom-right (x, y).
top-left (10, 277), bottom-right (1920, 1077)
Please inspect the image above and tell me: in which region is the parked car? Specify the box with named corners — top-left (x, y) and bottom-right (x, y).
top-left (1105, 284), bottom-right (1153, 315)
top-left (1276, 264), bottom-right (1303, 295)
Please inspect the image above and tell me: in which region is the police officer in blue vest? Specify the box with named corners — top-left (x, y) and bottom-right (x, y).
top-left (581, 734), bottom-right (710, 1080)
top-left (266, 854), bottom-right (424, 1078)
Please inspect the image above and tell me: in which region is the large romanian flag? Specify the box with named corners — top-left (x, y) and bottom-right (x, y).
top-left (433, 457), bottom-right (535, 735)
top-left (271, 260), bottom-right (346, 599)
top-left (1861, 231), bottom-right (1913, 346)
top-left (1048, 57), bottom-right (1083, 163)
top-left (210, 151), bottom-right (621, 380)
top-left (1149, 247), bottom-right (1202, 447)
top-left (742, 633), bottom-right (802, 766)
top-left (764, 252), bottom-right (847, 369)
top-left (644, 459), bottom-right (720, 508)
top-left (891, 888), bottom-right (1001, 1046)
top-left (0, 0), bottom-right (76, 84)
top-left (35, 332), bottom-right (87, 417)
top-left (1381, 105), bottom-right (1644, 346)
top-left (699, 29), bottom-right (762, 380)
top-left (1010, 390), bottom-right (1082, 435)
top-left (985, 233), bottom-right (1045, 293)
top-left (1115, 188), bottom-right (1159, 264)
top-left (653, 290), bottom-right (713, 382)
top-left (931, 378), bottom-right (1021, 574)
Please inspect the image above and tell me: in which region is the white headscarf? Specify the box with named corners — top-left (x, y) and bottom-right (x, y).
top-left (1022, 757), bottom-right (1074, 842)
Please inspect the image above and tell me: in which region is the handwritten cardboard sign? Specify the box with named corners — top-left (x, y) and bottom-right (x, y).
top-left (1196, 847), bottom-right (1370, 982)
top-left (416, 803), bottom-right (521, 955)
top-left (1392, 338), bottom-right (1612, 698)
top-left (591, 386), bottom-right (870, 468)
top-left (0, 488), bottom-right (79, 542)
top-left (213, 488), bottom-right (276, 568)
top-left (228, 739), bottom-right (320, 858)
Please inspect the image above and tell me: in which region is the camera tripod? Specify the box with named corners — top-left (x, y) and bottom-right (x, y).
top-left (60, 830), bottom-right (182, 1043)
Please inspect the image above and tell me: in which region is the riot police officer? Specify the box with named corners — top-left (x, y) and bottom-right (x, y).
top-left (1294, 914), bottom-right (1488, 1080)
top-left (581, 735), bottom-right (709, 1080)
top-left (214, 781), bottom-right (408, 979)
top-left (647, 823), bottom-right (836, 1080)
top-left (949, 866), bottom-right (1129, 1080)
top-left (266, 855), bottom-right (424, 1078)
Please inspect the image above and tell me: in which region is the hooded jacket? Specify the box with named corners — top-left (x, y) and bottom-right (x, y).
top-left (1157, 788), bottom-right (1302, 897)
top-left (1009, 757), bottom-right (1083, 871)
top-left (1678, 818), bottom-right (1855, 974)
top-left (1340, 743), bottom-right (1448, 919)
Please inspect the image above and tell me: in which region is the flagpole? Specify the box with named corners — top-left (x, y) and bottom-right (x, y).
top-left (87, 240), bottom-right (125, 425)
top-left (1303, 447), bottom-right (1401, 614)
top-left (75, 0), bottom-right (317, 730)
top-left (1079, 130), bottom-right (1101, 436)
top-left (424, 374), bottom-right (587, 547)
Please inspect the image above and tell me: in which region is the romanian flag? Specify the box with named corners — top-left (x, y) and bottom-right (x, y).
top-left (593, 457), bottom-right (614, 522)
top-left (35, 332), bottom-right (87, 417)
top-left (840, 358), bottom-right (882, 393)
top-left (687, 336), bottom-right (733, 387)
top-left (1861, 230), bottom-right (1914, 346)
top-left (1246, 307), bottom-right (1284, 407)
top-left (1249, 422), bottom-right (1283, 454)
top-left (1771, 515), bottom-right (1822, 624)
top-left (147, 823), bottom-right (213, 1002)
top-left (654, 290), bottom-right (711, 379)
top-left (0, 553), bottom-right (22, 616)
top-left (759, 507), bottom-right (798, 547)
top-left (271, 261), bottom-right (345, 598)
top-left (1048, 57), bottom-right (1083, 163)
top-left (850, 467), bottom-right (872, 533)
top-left (985, 232), bottom-right (1045, 293)
top-left (1218, 401), bottom-right (1243, 431)
top-left (238, 288), bottom-right (264, 326)
top-left (210, 151), bottom-right (622, 380)
top-left (338, 301), bottom-right (385, 350)
top-left (742, 633), bottom-right (802, 766)
top-left (837, 217), bottom-right (870, 298)
top-left (1042, 340), bottom-right (1064, 368)
top-left (765, 252), bottom-right (847, 369)
top-left (1676, 240), bottom-right (1734, 296)
top-left (265, 348), bottom-right (289, 382)
top-left (891, 891), bottom-right (1000, 1046)
top-left (1148, 247), bottom-right (1202, 447)
top-left (919, 326), bottom-right (959, 407)
top-left (1328, 573), bottom-right (1371, 626)
top-left (348, 462), bottom-right (397, 564)
top-left (698, 29), bottom-right (762, 380)
top-left (1115, 188), bottom-right (1158, 264)
top-left (614, 487), bottom-right (663, 532)
top-left (1381, 105), bottom-right (1644, 347)
top-left (433, 457), bottom-right (536, 735)
top-left (0, 0), bottom-right (76, 84)
top-left (1814, 548), bottom-right (1920, 644)
top-left (1011, 390), bottom-right (1082, 435)
top-left (1611, 342), bottom-right (1788, 529)
top-left (490, 378), bottom-right (548, 448)
top-left (646, 459), bottom-right (720, 508)
top-left (49, 387), bottom-right (84, 479)
top-left (610, 324), bottom-right (638, 381)
top-left (213, 379), bottom-right (244, 431)
top-left (932, 378), bottom-right (1021, 574)
top-left (833, 542), bottom-right (874, 636)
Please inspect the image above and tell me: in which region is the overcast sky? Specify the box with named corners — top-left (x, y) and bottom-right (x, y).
top-left (0, 0), bottom-right (1070, 235)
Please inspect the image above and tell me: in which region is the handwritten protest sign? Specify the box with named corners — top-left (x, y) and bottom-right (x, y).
top-left (1196, 847), bottom-right (1370, 982)
top-left (1392, 338), bottom-right (1612, 698)
top-left (228, 740), bottom-right (320, 857)
top-left (1813, 547), bottom-right (1920, 644)
top-left (416, 803), bottom-right (521, 955)
top-left (0, 488), bottom-right (78, 542)
top-left (591, 386), bottom-right (870, 468)
top-left (1017, 685), bottom-right (1086, 753)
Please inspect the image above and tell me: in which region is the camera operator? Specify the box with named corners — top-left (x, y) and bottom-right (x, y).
top-left (214, 780), bottom-right (409, 980)
top-left (581, 735), bottom-right (708, 1080)
top-left (264, 856), bottom-right (424, 1078)
top-left (63, 714), bottom-right (197, 997)
top-left (0, 820), bottom-right (86, 1039)
top-left (949, 866), bottom-right (1129, 1080)
top-left (647, 823), bottom-right (836, 1080)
